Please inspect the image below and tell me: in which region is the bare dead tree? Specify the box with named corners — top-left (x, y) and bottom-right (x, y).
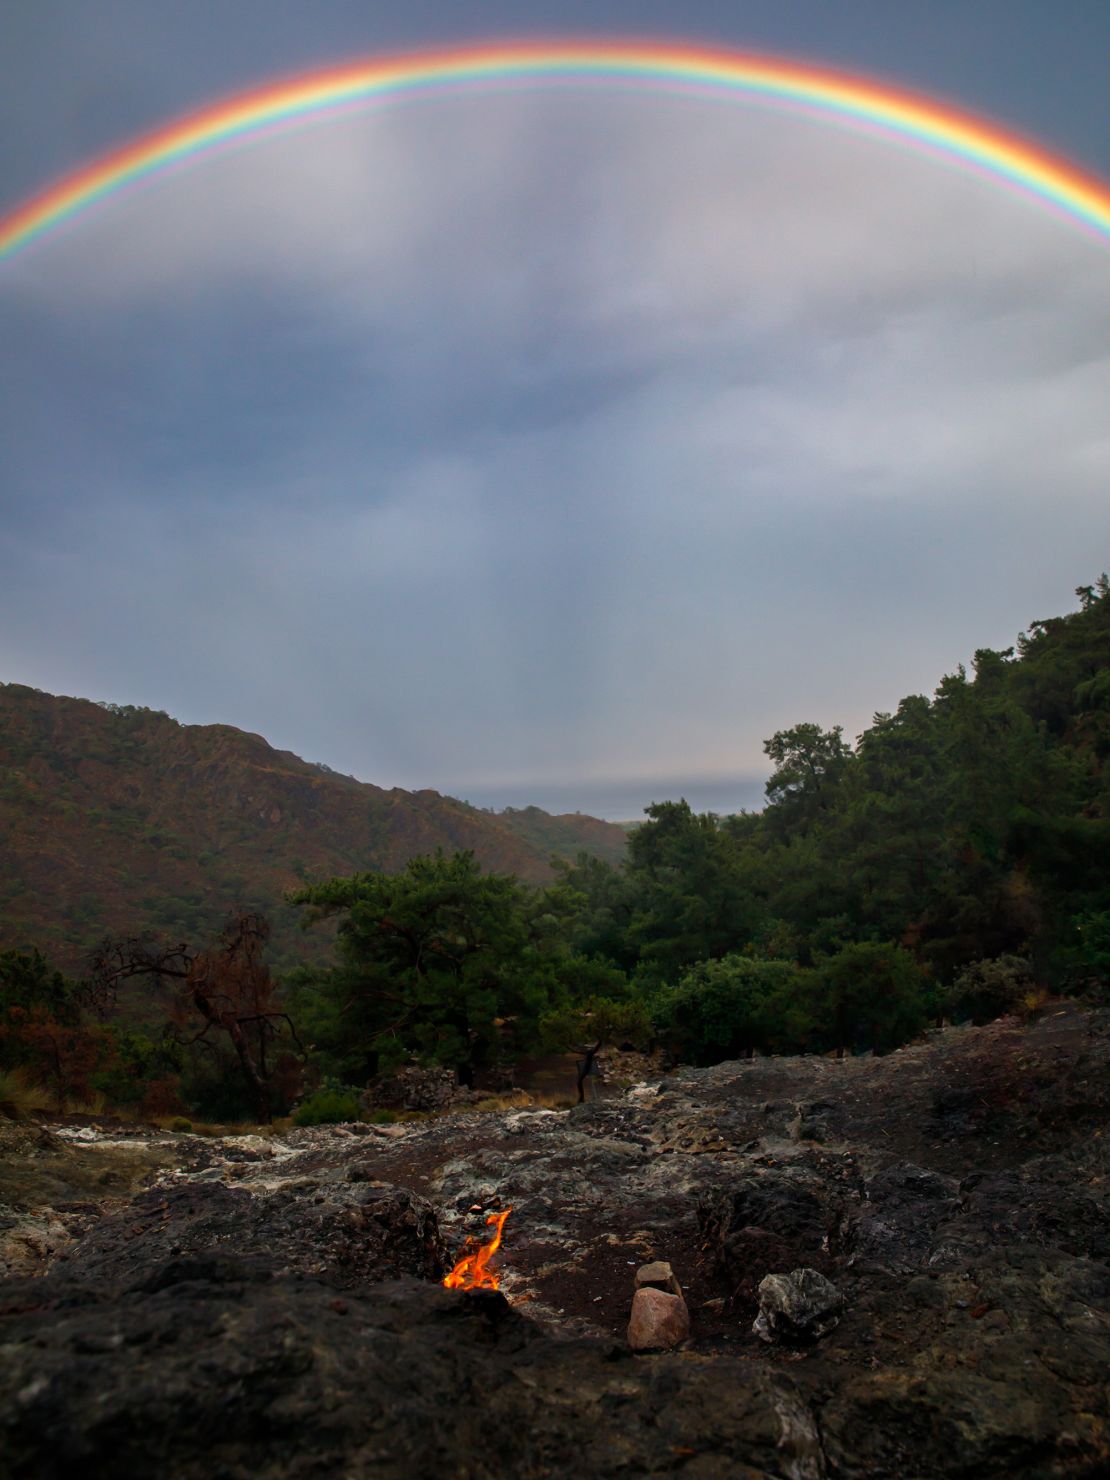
top-left (89, 913), bottom-right (301, 1123)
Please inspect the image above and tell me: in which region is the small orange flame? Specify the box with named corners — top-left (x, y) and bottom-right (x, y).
top-left (443, 1207), bottom-right (513, 1290)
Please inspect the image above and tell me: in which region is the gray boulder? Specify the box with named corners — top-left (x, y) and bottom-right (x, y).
top-left (753, 1267), bottom-right (846, 1343)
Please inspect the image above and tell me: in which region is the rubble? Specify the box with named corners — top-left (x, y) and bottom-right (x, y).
top-left (362, 1066), bottom-right (481, 1114)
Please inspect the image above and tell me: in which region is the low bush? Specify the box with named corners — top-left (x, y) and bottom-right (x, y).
top-left (944, 955), bottom-right (1037, 1024)
top-left (293, 1082), bottom-right (360, 1126)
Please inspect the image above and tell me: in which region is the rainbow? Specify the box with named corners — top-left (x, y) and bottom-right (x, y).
top-left (3, 39), bottom-right (1109, 261)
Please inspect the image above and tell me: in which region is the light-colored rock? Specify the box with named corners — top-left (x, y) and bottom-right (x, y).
top-left (635, 1260), bottom-right (683, 1297)
top-left (223, 1135), bottom-right (275, 1157)
top-left (627, 1286), bottom-right (691, 1351)
top-left (753, 1268), bottom-right (845, 1343)
top-left (625, 1084), bottom-right (665, 1103)
top-left (55, 1126), bottom-right (100, 1143)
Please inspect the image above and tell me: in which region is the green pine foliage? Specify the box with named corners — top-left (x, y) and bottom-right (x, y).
top-left (652, 956), bottom-right (801, 1064)
top-left (289, 850), bottom-right (582, 1085)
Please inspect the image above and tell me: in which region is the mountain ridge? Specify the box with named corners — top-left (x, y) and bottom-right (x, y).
top-left (0, 683), bottom-right (628, 971)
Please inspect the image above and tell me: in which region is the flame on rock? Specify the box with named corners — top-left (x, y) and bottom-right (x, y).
top-left (443, 1207), bottom-right (513, 1290)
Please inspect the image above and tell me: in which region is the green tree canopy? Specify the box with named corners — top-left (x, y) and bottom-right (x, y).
top-left (623, 800), bottom-right (760, 982)
top-left (763, 723), bottom-right (853, 835)
top-left (653, 955), bottom-right (802, 1065)
top-left (291, 851), bottom-right (566, 1083)
top-left (788, 941), bottom-right (931, 1057)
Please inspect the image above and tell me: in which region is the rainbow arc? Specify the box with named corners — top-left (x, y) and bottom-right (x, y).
top-left (2, 40), bottom-right (1109, 261)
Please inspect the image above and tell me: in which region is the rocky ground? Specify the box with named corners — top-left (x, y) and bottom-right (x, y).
top-left (1, 1005), bottom-right (1108, 1478)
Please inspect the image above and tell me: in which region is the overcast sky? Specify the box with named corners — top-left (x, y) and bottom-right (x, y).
top-left (1, 2), bottom-right (1108, 819)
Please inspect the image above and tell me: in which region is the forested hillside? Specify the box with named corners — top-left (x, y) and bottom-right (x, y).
top-left (1, 581), bottom-right (1107, 1125)
top-left (546, 577), bottom-right (1110, 1045)
top-left (0, 686), bottom-right (628, 970)
top-left (731, 573), bottom-right (1110, 988)
top-left (272, 578), bottom-right (1110, 1107)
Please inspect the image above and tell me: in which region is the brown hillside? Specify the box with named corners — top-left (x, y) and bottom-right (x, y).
top-left (0, 685), bottom-right (627, 972)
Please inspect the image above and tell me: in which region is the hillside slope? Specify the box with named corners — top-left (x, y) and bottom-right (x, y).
top-left (0, 685), bottom-right (627, 970)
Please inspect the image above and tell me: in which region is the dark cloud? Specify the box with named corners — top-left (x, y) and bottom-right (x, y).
top-left (1, 14), bottom-right (1108, 814)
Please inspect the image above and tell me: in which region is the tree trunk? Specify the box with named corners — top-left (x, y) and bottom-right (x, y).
top-left (225, 1017), bottom-right (271, 1123)
top-left (575, 1040), bottom-right (602, 1104)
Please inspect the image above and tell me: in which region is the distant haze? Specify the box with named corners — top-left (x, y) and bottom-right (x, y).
top-left (448, 774), bottom-right (767, 822)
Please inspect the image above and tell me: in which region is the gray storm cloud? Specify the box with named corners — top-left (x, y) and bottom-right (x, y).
top-left (2, 91), bottom-right (1108, 807)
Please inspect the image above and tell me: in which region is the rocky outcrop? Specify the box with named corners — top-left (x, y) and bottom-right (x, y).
top-left (61, 1177), bottom-right (446, 1289)
top-left (1, 1006), bottom-right (1108, 1477)
top-left (0, 1275), bottom-right (825, 1480)
top-left (0, 1121), bottom-right (198, 1277)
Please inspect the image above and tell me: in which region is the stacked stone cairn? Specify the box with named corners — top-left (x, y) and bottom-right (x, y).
top-left (627, 1260), bottom-right (691, 1351)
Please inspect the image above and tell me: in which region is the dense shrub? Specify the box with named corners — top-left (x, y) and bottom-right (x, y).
top-left (179, 1055), bottom-right (261, 1124)
top-left (653, 957), bottom-right (801, 1065)
top-left (795, 942), bottom-right (932, 1055)
top-left (141, 1075), bottom-right (186, 1118)
top-left (944, 955), bottom-right (1038, 1023)
top-left (1056, 912), bottom-right (1110, 1003)
top-left (293, 1082), bottom-right (360, 1125)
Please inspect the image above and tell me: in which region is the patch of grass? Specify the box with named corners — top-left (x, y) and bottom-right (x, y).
top-left (470, 1090), bottom-right (574, 1113)
top-left (148, 1117), bottom-right (225, 1136)
top-left (472, 1091), bottom-right (532, 1112)
top-left (1019, 988), bottom-right (1053, 1020)
top-left (148, 1115), bottom-right (290, 1137)
top-left (529, 1091), bottom-right (576, 1110)
top-left (0, 1068), bottom-right (51, 1121)
top-left (202, 1121), bottom-right (280, 1137)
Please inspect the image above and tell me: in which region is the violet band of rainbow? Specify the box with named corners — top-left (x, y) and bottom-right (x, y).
top-left (2, 40), bottom-right (1109, 261)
